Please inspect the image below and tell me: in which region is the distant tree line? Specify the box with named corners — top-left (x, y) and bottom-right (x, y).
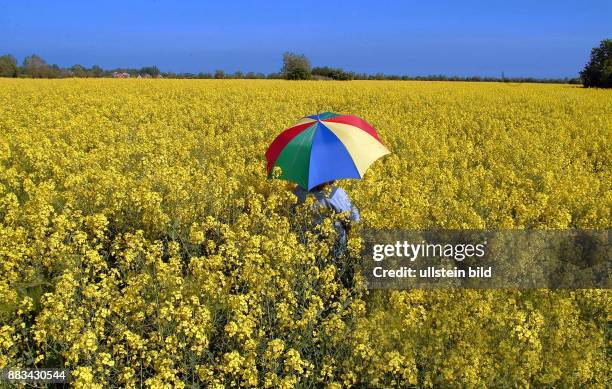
top-left (312, 66), bottom-right (355, 80)
top-left (281, 52), bottom-right (582, 84)
top-left (0, 54), bottom-right (161, 78)
top-left (0, 54), bottom-right (285, 79)
top-left (5, 45), bottom-right (612, 86)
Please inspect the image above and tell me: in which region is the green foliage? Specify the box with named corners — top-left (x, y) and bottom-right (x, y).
top-left (22, 54), bottom-right (60, 78)
top-left (90, 65), bottom-right (104, 77)
top-left (214, 69), bottom-right (225, 79)
top-left (139, 66), bottom-right (160, 77)
top-left (580, 39), bottom-right (612, 88)
top-left (68, 64), bottom-right (105, 78)
top-left (312, 66), bottom-right (354, 80)
top-left (0, 55), bottom-right (18, 77)
top-left (282, 52), bottom-right (312, 80)
top-left (70, 64), bottom-right (88, 77)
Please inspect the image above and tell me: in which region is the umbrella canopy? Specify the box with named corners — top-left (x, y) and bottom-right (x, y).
top-left (265, 112), bottom-right (390, 190)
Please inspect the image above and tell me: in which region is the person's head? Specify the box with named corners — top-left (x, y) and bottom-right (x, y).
top-left (310, 180), bottom-right (335, 192)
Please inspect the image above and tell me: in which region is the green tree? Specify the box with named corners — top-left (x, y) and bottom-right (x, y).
top-left (140, 66), bottom-right (160, 77)
top-left (281, 52), bottom-right (311, 80)
top-left (0, 54), bottom-right (18, 77)
top-left (580, 39), bottom-right (612, 88)
top-left (22, 54), bottom-right (51, 78)
top-left (71, 64), bottom-right (87, 77)
top-left (48, 64), bottom-right (62, 78)
top-left (214, 69), bottom-right (225, 79)
top-left (90, 65), bottom-right (104, 78)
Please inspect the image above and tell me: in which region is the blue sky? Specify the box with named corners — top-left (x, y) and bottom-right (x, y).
top-left (1, 0), bottom-right (610, 77)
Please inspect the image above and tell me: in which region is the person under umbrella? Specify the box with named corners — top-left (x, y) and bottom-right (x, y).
top-left (293, 180), bottom-right (360, 246)
top-left (266, 112), bottom-right (389, 249)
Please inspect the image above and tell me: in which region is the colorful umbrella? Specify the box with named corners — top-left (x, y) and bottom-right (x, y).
top-left (265, 112), bottom-right (390, 190)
